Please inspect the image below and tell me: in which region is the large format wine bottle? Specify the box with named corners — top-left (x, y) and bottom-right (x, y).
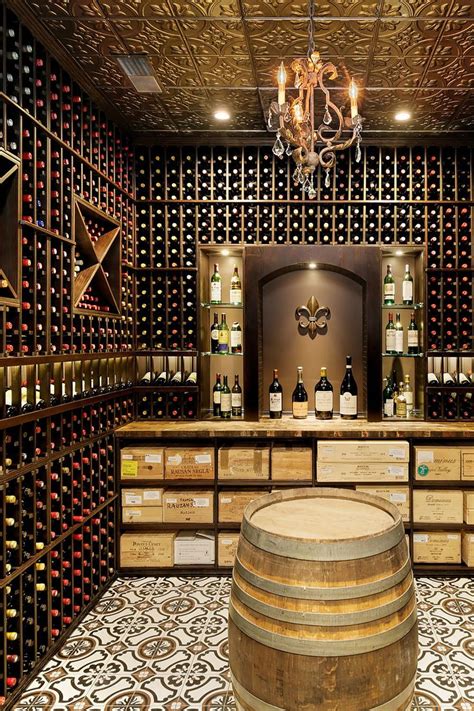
top-left (383, 265), bottom-right (395, 305)
top-left (314, 367), bottom-right (333, 419)
top-left (210, 263), bottom-right (222, 304)
top-left (292, 366), bottom-right (308, 419)
top-left (269, 369), bottom-right (283, 419)
top-left (339, 355), bottom-right (358, 419)
top-left (220, 375), bottom-right (231, 419)
top-left (383, 376), bottom-right (395, 418)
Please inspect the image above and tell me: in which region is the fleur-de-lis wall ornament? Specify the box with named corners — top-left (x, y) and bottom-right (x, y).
top-left (296, 296), bottom-right (331, 338)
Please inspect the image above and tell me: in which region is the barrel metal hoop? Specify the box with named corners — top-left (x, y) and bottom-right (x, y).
top-left (241, 516), bottom-right (404, 561)
top-left (234, 555), bottom-right (412, 600)
top-left (232, 578), bottom-right (415, 627)
top-left (230, 671), bottom-right (416, 711)
top-left (229, 602), bottom-right (418, 657)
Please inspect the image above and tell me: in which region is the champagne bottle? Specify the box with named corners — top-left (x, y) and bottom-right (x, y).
top-left (403, 374), bottom-right (413, 416)
top-left (383, 375), bottom-right (395, 418)
top-left (230, 322), bottom-right (242, 354)
top-left (230, 265), bottom-right (242, 305)
top-left (402, 264), bottom-right (413, 304)
top-left (292, 366), bottom-right (308, 419)
top-left (218, 313), bottom-right (229, 354)
top-left (210, 263), bottom-right (222, 303)
top-left (394, 312), bottom-right (404, 354)
top-left (340, 356), bottom-right (358, 419)
top-left (269, 369), bottom-right (283, 419)
top-left (210, 312), bottom-right (219, 353)
top-left (314, 367), bottom-right (333, 420)
top-left (231, 375), bottom-right (242, 417)
top-left (407, 311), bottom-right (419, 354)
top-left (220, 375), bottom-right (231, 419)
top-left (385, 312), bottom-right (396, 354)
top-left (383, 264), bottom-right (395, 305)
top-left (213, 373), bottom-right (222, 416)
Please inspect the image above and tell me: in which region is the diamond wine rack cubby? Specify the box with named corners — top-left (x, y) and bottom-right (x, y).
top-left (0, 148), bottom-right (21, 305)
top-left (73, 196), bottom-right (121, 317)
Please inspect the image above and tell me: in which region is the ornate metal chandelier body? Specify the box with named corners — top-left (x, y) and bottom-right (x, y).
top-left (268, 0), bottom-right (363, 198)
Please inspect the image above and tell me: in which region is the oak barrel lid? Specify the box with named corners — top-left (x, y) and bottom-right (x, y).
top-left (242, 487), bottom-right (404, 561)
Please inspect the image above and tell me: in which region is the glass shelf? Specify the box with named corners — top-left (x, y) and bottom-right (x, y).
top-left (201, 302), bottom-right (243, 309)
top-left (381, 303), bottom-right (423, 309)
top-left (382, 352), bottom-right (424, 358)
top-left (200, 352), bottom-right (244, 357)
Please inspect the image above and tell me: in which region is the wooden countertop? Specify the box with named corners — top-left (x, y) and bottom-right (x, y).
top-left (116, 417), bottom-right (474, 439)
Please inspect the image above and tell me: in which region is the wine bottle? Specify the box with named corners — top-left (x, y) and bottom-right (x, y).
top-left (458, 372), bottom-right (471, 386)
top-left (340, 355), bottom-right (358, 419)
top-left (230, 322), bottom-right (242, 354)
top-left (427, 372), bottom-right (440, 385)
top-left (403, 374), bottom-right (413, 416)
top-left (292, 366), bottom-right (308, 419)
top-left (385, 312), bottom-right (396, 354)
top-left (218, 313), bottom-right (229, 354)
top-left (210, 263), bottom-right (222, 304)
top-left (231, 375), bottom-right (242, 417)
top-left (230, 266), bottom-right (242, 305)
top-left (383, 376), bottom-right (395, 418)
top-left (213, 373), bottom-right (222, 416)
top-left (443, 372), bottom-right (455, 385)
top-left (184, 372), bottom-right (197, 385)
top-left (402, 264), bottom-right (413, 304)
top-left (210, 312), bottom-right (219, 353)
top-left (395, 383), bottom-right (407, 418)
top-left (170, 371), bottom-right (183, 385)
top-left (383, 265), bottom-right (395, 305)
top-left (269, 369), bottom-right (283, 419)
top-left (155, 371), bottom-right (168, 385)
top-left (139, 371), bottom-right (155, 385)
top-left (220, 375), bottom-right (231, 419)
top-left (407, 312), bottom-right (419, 354)
top-left (314, 367), bottom-right (333, 420)
top-left (394, 313), bottom-right (404, 354)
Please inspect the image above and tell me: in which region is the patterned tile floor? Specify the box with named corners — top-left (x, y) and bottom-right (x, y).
top-left (14, 576), bottom-right (474, 711)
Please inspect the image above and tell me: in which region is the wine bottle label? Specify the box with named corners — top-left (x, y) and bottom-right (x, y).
top-left (384, 283), bottom-right (395, 296)
top-left (386, 331), bottom-right (396, 351)
top-left (221, 393), bottom-right (231, 412)
top-left (395, 331), bottom-right (404, 353)
top-left (443, 373), bottom-right (454, 384)
top-left (210, 282), bottom-right (221, 301)
top-left (459, 373), bottom-right (469, 384)
top-left (231, 393), bottom-right (242, 408)
top-left (407, 330), bottom-right (418, 347)
top-left (292, 401), bottom-right (308, 418)
top-left (230, 288), bottom-right (242, 304)
top-left (340, 392), bottom-right (357, 415)
top-left (213, 391), bottom-right (221, 404)
top-left (315, 391), bottom-right (333, 412)
top-left (269, 393), bottom-right (282, 412)
top-left (230, 331), bottom-right (242, 348)
top-left (384, 398), bottom-right (394, 417)
top-left (402, 282), bottom-right (413, 301)
top-left (211, 327), bottom-right (219, 341)
top-left (405, 392), bottom-right (413, 406)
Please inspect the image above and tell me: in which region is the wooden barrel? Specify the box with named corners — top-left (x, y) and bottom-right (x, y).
top-left (229, 487), bottom-right (418, 711)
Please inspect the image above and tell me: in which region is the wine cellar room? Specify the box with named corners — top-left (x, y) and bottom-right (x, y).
top-left (0, 1), bottom-right (474, 710)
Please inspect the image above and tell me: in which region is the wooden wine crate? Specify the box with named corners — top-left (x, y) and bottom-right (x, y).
top-left (413, 490), bottom-right (463, 524)
top-left (317, 441), bottom-right (409, 462)
top-left (121, 448), bottom-right (164, 480)
top-left (218, 532), bottom-right (240, 567)
top-left (271, 446), bottom-right (312, 480)
top-left (464, 491), bottom-right (474, 524)
top-left (462, 533), bottom-right (474, 567)
top-left (218, 447), bottom-right (270, 480)
top-left (120, 533), bottom-right (176, 568)
top-left (121, 488), bottom-right (163, 507)
top-left (355, 486), bottom-right (410, 522)
top-left (317, 462), bottom-right (408, 483)
top-left (164, 447), bottom-right (214, 479)
top-left (122, 507), bottom-right (163, 524)
top-left (163, 490), bottom-right (214, 523)
top-left (218, 491), bottom-right (264, 523)
top-left (413, 532), bottom-right (461, 564)
top-left (414, 447), bottom-right (461, 480)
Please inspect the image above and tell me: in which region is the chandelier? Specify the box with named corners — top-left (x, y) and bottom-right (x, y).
top-left (268, 0), bottom-right (363, 198)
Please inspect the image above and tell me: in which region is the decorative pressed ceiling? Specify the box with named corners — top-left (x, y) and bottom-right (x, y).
top-left (7, 0), bottom-right (474, 139)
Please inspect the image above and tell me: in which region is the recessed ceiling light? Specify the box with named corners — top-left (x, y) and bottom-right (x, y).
top-left (221, 249), bottom-right (230, 256)
top-left (214, 109), bottom-right (230, 121)
top-left (308, 262), bottom-right (317, 270)
top-left (394, 110), bottom-right (411, 122)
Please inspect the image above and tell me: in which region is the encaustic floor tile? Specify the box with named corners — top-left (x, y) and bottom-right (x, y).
top-left (14, 576), bottom-right (474, 711)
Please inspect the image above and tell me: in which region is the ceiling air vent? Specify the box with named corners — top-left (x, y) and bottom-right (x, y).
top-left (115, 54), bottom-right (162, 94)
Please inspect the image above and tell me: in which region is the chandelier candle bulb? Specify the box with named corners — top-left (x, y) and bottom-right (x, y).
top-left (277, 62), bottom-right (286, 106)
top-left (349, 79), bottom-right (358, 120)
